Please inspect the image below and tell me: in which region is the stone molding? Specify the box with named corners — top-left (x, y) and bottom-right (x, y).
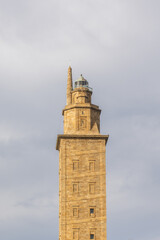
top-left (56, 134), bottom-right (109, 150)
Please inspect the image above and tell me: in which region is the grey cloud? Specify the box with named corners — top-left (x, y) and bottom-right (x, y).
top-left (0, 0), bottom-right (160, 239)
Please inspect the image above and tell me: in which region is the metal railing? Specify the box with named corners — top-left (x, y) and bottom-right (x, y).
top-left (74, 85), bottom-right (93, 91)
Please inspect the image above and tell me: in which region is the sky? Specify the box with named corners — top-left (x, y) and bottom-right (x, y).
top-left (0, 0), bottom-right (160, 239)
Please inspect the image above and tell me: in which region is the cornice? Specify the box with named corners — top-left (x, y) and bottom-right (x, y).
top-left (56, 134), bottom-right (109, 150)
top-left (62, 103), bottom-right (101, 115)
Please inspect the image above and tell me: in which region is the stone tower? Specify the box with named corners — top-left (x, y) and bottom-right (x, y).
top-left (56, 67), bottom-right (109, 240)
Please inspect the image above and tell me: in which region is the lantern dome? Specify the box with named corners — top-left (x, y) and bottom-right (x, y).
top-left (74, 74), bottom-right (92, 91)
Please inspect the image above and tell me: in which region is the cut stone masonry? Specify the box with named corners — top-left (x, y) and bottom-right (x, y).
top-left (56, 67), bottom-right (109, 240)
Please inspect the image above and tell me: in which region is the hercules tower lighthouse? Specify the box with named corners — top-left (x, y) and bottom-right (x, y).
top-left (56, 67), bottom-right (109, 240)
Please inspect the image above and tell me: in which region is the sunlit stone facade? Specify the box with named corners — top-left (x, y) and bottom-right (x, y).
top-left (56, 67), bottom-right (109, 240)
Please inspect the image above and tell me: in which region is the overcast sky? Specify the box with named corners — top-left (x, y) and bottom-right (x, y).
top-left (0, 0), bottom-right (160, 239)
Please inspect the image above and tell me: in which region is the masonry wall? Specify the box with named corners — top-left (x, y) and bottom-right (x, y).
top-left (59, 138), bottom-right (107, 240)
top-left (63, 105), bottom-right (101, 134)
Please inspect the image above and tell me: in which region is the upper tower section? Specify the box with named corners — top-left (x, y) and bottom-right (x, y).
top-left (63, 67), bottom-right (101, 135)
top-left (72, 74), bottom-right (92, 105)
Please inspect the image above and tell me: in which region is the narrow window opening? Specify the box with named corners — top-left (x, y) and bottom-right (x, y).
top-left (73, 161), bottom-right (79, 171)
top-left (73, 183), bottom-right (78, 193)
top-left (73, 207), bottom-right (79, 217)
top-left (89, 161), bottom-right (95, 171)
top-left (90, 207), bottom-right (96, 217)
top-left (90, 208), bottom-right (94, 214)
top-left (90, 234), bottom-right (94, 239)
top-left (81, 119), bottom-right (84, 126)
top-left (89, 183), bottom-right (95, 194)
top-left (73, 230), bottom-right (79, 240)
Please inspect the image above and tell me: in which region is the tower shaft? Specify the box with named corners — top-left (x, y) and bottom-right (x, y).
top-left (56, 68), bottom-right (108, 240)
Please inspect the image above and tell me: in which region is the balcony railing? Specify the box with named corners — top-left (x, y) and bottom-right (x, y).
top-left (74, 83), bottom-right (93, 92)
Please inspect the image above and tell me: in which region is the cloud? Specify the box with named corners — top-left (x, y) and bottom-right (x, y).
top-left (0, 0), bottom-right (160, 239)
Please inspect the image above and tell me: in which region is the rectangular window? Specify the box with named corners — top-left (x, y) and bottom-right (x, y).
top-left (79, 116), bottom-right (87, 129)
top-left (73, 230), bottom-right (79, 240)
top-left (73, 183), bottom-right (79, 193)
top-left (90, 229), bottom-right (96, 239)
top-left (89, 161), bottom-right (95, 171)
top-left (89, 183), bottom-right (95, 194)
top-left (73, 160), bottom-right (79, 171)
top-left (90, 207), bottom-right (96, 217)
top-left (90, 208), bottom-right (94, 214)
top-left (90, 234), bottom-right (94, 239)
top-left (73, 207), bottom-right (79, 217)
